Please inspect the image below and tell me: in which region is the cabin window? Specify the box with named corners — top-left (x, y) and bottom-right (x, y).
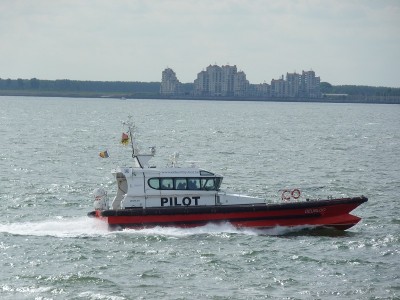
top-left (201, 178), bottom-right (216, 190)
top-left (160, 178), bottom-right (174, 190)
top-left (200, 170), bottom-right (214, 176)
top-left (148, 177), bottom-right (222, 191)
top-left (188, 178), bottom-right (201, 190)
top-left (215, 177), bottom-right (222, 190)
top-left (175, 178), bottom-right (187, 190)
top-left (148, 178), bottom-right (160, 189)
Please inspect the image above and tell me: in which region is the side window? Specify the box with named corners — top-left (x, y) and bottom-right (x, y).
top-left (201, 178), bottom-right (216, 190)
top-left (200, 170), bottom-right (214, 176)
top-left (160, 178), bottom-right (174, 190)
top-left (148, 177), bottom-right (220, 191)
top-left (215, 177), bottom-right (222, 190)
top-left (175, 178), bottom-right (187, 190)
top-left (188, 178), bottom-right (201, 190)
top-left (148, 178), bottom-right (160, 189)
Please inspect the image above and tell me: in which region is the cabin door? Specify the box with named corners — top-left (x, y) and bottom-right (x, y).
top-left (143, 172), bottom-right (162, 207)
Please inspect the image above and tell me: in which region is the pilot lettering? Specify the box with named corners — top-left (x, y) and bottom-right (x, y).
top-left (161, 196), bottom-right (200, 206)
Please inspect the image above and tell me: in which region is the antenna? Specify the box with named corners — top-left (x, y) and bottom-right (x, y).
top-left (149, 146), bottom-right (156, 156)
top-left (169, 152), bottom-right (180, 168)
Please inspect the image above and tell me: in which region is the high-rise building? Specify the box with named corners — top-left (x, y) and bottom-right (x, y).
top-left (251, 82), bottom-right (270, 97)
top-left (194, 64), bottom-right (242, 97)
top-left (160, 68), bottom-right (181, 95)
top-left (233, 71), bottom-right (249, 97)
top-left (221, 65), bottom-right (237, 96)
top-left (207, 65), bottom-right (222, 96)
top-left (193, 70), bottom-right (208, 96)
top-left (270, 76), bottom-right (285, 97)
top-left (285, 72), bottom-right (302, 97)
top-left (301, 70), bottom-right (321, 98)
top-left (271, 71), bottom-right (321, 98)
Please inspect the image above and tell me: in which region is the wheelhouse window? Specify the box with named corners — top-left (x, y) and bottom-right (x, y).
top-left (148, 177), bottom-right (222, 191)
top-left (201, 178), bottom-right (216, 190)
top-left (200, 170), bottom-right (214, 176)
top-left (160, 178), bottom-right (174, 190)
top-left (148, 178), bottom-right (160, 189)
top-left (188, 179), bottom-right (200, 190)
top-left (175, 178), bottom-right (187, 190)
top-left (215, 177), bottom-right (222, 190)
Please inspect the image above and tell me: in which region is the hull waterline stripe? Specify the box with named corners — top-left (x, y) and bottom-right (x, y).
top-left (107, 212), bottom-right (324, 227)
top-left (100, 196), bottom-right (367, 217)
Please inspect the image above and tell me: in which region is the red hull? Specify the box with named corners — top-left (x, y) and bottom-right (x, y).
top-left (90, 196), bottom-right (367, 231)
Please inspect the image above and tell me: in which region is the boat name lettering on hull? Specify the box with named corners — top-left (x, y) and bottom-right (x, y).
top-left (305, 208), bottom-right (326, 214)
top-left (161, 196), bottom-right (200, 206)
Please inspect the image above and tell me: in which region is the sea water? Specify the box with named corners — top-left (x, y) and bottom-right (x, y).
top-left (0, 96), bottom-right (399, 299)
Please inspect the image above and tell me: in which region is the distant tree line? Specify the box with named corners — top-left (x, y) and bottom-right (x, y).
top-left (0, 78), bottom-right (161, 93)
top-left (320, 82), bottom-right (400, 96)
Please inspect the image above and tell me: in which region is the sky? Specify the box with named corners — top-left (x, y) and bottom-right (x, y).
top-left (1, 0), bottom-right (399, 87)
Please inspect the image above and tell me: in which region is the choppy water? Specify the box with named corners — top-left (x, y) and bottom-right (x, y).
top-left (0, 96), bottom-right (399, 299)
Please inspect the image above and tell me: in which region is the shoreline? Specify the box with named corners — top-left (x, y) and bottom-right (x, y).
top-left (1, 90), bottom-right (399, 104)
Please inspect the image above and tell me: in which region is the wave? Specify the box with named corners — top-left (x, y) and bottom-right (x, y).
top-left (120, 223), bottom-right (314, 237)
top-left (0, 217), bottom-right (110, 238)
top-left (120, 222), bottom-right (259, 237)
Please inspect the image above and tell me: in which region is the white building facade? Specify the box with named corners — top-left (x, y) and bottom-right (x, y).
top-left (160, 68), bottom-right (181, 95)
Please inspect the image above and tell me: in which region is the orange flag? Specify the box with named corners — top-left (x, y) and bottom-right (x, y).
top-left (121, 132), bottom-right (129, 145)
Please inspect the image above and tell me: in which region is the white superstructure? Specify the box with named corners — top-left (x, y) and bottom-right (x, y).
top-left (93, 117), bottom-right (264, 211)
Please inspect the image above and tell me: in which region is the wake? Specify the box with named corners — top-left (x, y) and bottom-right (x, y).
top-left (121, 223), bottom-right (307, 237)
top-left (0, 217), bottom-right (110, 238)
top-left (0, 217), bottom-right (316, 238)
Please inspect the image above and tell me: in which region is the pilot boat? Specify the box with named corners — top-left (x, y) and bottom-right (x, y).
top-left (88, 118), bottom-right (367, 231)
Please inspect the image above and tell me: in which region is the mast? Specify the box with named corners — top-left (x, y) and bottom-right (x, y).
top-left (122, 116), bottom-right (137, 157)
top-left (122, 116), bottom-right (154, 168)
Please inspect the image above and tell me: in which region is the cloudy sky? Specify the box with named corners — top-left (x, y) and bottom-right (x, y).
top-left (1, 0), bottom-right (399, 87)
